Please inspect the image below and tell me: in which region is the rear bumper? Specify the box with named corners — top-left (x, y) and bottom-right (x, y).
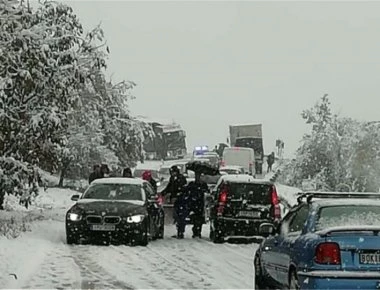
top-left (298, 271), bottom-right (380, 289)
top-left (214, 217), bottom-right (271, 236)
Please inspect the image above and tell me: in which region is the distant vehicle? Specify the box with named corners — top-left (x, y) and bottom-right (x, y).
top-left (136, 116), bottom-right (187, 160)
top-left (193, 145), bottom-right (209, 156)
top-left (208, 175), bottom-right (281, 243)
top-left (219, 165), bottom-right (245, 175)
top-left (201, 152), bottom-right (220, 168)
top-left (229, 124), bottom-right (264, 174)
top-left (255, 192), bottom-right (380, 289)
top-left (65, 178), bottom-right (165, 246)
top-left (222, 147), bottom-right (255, 176)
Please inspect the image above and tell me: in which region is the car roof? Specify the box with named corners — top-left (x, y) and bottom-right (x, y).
top-left (312, 198), bottom-right (380, 208)
top-left (219, 174), bottom-right (272, 184)
top-left (91, 177), bottom-right (145, 186)
top-left (220, 165), bottom-right (244, 170)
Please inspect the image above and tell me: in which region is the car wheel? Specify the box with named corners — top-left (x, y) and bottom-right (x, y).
top-left (289, 270), bottom-right (300, 290)
top-left (66, 234), bottom-right (78, 245)
top-left (254, 254), bottom-right (271, 289)
top-left (140, 223), bottom-right (149, 246)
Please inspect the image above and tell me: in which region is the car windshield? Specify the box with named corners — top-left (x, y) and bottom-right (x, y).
top-left (82, 183), bottom-right (144, 201)
top-left (133, 169), bottom-right (158, 179)
top-left (315, 205), bottom-right (380, 231)
top-left (228, 183), bottom-right (271, 205)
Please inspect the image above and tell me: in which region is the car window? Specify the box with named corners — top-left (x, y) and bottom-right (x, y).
top-left (228, 183), bottom-right (271, 205)
top-left (288, 204), bottom-right (309, 233)
top-left (83, 183), bottom-right (144, 201)
top-left (315, 204), bottom-right (380, 231)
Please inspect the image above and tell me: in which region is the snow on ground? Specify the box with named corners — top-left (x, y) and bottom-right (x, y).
top-left (0, 172), bottom-right (301, 289)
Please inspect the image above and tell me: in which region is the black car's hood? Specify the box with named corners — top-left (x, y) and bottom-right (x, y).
top-left (71, 199), bottom-right (146, 216)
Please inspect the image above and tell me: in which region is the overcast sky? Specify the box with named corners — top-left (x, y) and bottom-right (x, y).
top-left (59, 1), bottom-right (380, 156)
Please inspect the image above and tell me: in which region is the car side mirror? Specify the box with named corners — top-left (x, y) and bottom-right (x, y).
top-left (71, 194), bottom-right (80, 201)
top-left (259, 223), bottom-right (275, 237)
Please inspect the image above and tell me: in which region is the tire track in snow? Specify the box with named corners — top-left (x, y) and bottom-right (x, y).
top-left (69, 246), bottom-right (135, 290)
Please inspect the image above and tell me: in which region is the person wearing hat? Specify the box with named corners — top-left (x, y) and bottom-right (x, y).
top-left (122, 167), bottom-right (133, 178)
top-left (142, 170), bottom-right (157, 192)
top-left (89, 164), bottom-right (102, 184)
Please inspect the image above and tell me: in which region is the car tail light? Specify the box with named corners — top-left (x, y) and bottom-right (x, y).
top-left (270, 185), bottom-right (281, 219)
top-left (217, 187), bottom-right (228, 216)
top-left (315, 242), bottom-right (341, 265)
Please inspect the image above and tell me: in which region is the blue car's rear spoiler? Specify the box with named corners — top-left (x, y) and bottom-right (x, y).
top-left (296, 191), bottom-right (380, 204)
top-left (316, 225), bottom-right (380, 237)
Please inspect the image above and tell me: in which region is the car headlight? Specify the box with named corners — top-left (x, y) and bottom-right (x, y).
top-left (126, 215), bottom-right (145, 223)
top-left (156, 181), bottom-right (161, 187)
top-left (67, 213), bottom-right (82, 221)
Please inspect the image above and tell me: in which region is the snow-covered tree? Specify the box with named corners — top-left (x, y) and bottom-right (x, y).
top-left (281, 94), bottom-right (380, 192)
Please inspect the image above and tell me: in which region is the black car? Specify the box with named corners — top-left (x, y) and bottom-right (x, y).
top-left (208, 175), bottom-right (281, 243)
top-left (66, 177), bottom-right (165, 246)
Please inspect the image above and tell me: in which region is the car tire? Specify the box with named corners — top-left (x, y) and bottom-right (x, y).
top-left (66, 234), bottom-right (78, 245)
top-left (254, 254), bottom-right (271, 289)
top-left (289, 269), bottom-right (300, 290)
top-left (209, 222), bottom-right (224, 244)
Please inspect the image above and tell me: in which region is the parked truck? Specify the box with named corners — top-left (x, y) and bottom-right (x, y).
top-left (229, 124), bottom-right (264, 174)
top-left (138, 116), bottom-right (187, 161)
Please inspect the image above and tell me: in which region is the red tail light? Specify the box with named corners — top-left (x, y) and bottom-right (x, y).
top-left (315, 242), bottom-right (341, 265)
top-left (217, 187), bottom-right (228, 215)
top-left (219, 191), bottom-right (227, 203)
top-left (271, 185), bottom-right (279, 205)
top-left (270, 185), bottom-right (281, 219)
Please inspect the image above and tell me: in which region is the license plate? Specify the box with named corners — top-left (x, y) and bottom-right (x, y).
top-left (359, 253), bottom-right (380, 264)
top-left (238, 211), bottom-right (260, 218)
top-left (91, 224), bottom-right (116, 231)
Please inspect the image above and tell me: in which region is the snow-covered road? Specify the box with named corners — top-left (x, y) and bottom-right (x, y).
top-left (1, 217), bottom-right (257, 289)
top-left (0, 167), bottom-right (299, 289)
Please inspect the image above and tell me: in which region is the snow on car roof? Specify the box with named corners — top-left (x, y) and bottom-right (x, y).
top-left (314, 198), bottom-right (380, 207)
top-left (134, 161), bottom-right (162, 170)
top-left (91, 177), bottom-right (145, 185)
top-left (220, 174), bottom-right (272, 184)
top-left (220, 165), bottom-right (244, 170)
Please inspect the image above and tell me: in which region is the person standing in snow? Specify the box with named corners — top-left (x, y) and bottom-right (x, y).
top-left (142, 170), bottom-right (157, 192)
top-left (161, 165), bottom-right (188, 238)
top-left (186, 172), bottom-right (209, 238)
top-left (161, 165), bottom-right (187, 203)
top-left (89, 164), bottom-right (102, 184)
top-left (267, 152), bottom-right (275, 173)
top-left (122, 167), bottom-right (133, 178)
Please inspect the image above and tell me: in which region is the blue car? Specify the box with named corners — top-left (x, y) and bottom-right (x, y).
top-left (254, 192), bottom-right (380, 289)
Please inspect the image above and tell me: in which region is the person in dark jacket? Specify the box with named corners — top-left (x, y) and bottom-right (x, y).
top-left (161, 165), bottom-right (188, 238)
top-left (89, 164), bottom-right (102, 184)
top-left (142, 170), bottom-right (157, 192)
top-left (267, 152), bottom-right (275, 173)
top-left (187, 172), bottom-right (209, 238)
top-left (161, 165), bottom-right (187, 203)
top-left (100, 164), bottom-right (110, 177)
top-left (123, 167), bottom-right (133, 178)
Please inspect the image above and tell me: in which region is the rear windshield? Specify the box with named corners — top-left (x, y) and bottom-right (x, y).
top-left (316, 205), bottom-right (380, 231)
top-left (133, 169), bottom-right (158, 179)
top-left (220, 169), bottom-right (241, 175)
top-left (228, 183), bottom-right (271, 205)
top-left (83, 184), bottom-right (144, 201)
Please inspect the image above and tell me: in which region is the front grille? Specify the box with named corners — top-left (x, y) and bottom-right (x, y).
top-left (104, 216), bottom-right (121, 224)
top-left (86, 215), bottom-right (102, 224)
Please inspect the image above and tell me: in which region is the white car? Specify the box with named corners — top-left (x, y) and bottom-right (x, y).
top-left (219, 165), bottom-right (245, 175)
